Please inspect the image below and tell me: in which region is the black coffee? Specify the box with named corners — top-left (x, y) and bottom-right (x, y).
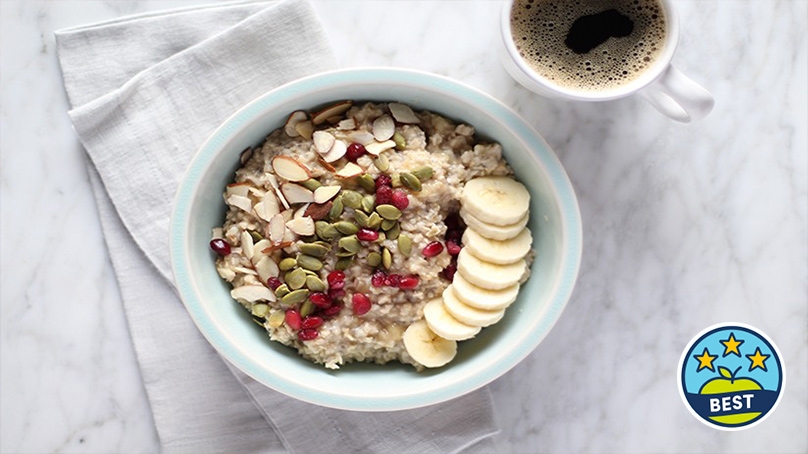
top-left (511, 0), bottom-right (667, 92)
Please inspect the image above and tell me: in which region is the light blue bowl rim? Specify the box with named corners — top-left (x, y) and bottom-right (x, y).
top-left (170, 67), bottom-right (582, 411)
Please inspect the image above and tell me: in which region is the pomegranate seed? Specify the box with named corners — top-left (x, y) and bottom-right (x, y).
top-left (384, 274), bottom-right (401, 288)
top-left (391, 190), bottom-right (409, 210)
top-left (446, 240), bottom-right (462, 256)
top-left (323, 303), bottom-right (343, 317)
top-left (327, 270), bottom-right (345, 286)
top-left (298, 329), bottom-right (319, 341)
top-left (266, 277), bottom-right (282, 290)
top-left (285, 310), bottom-right (302, 330)
top-left (442, 264), bottom-right (457, 281)
top-left (346, 143), bottom-right (367, 161)
top-left (209, 238), bottom-right (231, 256)
top-left (357, 228), bottom-right (379, 242)
top-left (399, 275), bottom-right (420, 289)
top-left (328, 288), bottom-right (346, 300)
top-left (371, 270), bottom-right (387, 287)
top-left (352, 293), bottom-right (372, 315)
top-left (309, 292), bottom-right (332, 309)
top-left (375, 174), bottom-right (392, 188)
top-left (302, 316), bottom-right (323, 329)
top-left (422, 241), bottom-right (444, 257)
top-left (375, 185), bottom-right (393, 206)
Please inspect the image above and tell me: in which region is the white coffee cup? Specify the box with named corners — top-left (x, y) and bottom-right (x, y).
top-left (499, 0), bottom-right (714, 123)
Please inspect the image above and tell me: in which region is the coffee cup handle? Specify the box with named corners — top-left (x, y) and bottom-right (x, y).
top-left (640, 64), bottom-right (714, 123)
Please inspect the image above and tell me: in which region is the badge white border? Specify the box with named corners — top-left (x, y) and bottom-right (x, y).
top-left (677, 322), bottom-right (786, 431)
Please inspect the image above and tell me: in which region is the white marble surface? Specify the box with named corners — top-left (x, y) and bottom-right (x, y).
top-left (1, 0), bottom-right (806, 453)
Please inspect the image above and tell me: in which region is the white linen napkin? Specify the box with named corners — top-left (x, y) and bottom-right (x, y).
top-left (55, 1), bottom-right (500, 452)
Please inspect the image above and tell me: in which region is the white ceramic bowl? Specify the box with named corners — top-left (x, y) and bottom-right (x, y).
top-left (170, 68), bottom-right (581, 411)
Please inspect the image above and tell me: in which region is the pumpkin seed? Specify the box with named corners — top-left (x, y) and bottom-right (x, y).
top-left (274, 284), bottom-right (290, 298)
top-left (285, 268), bottom-right (308, 290)
top-left (301, 269), bottom-right (318, 277)
top-left (376, 204), bottom-right (402, 220)
top-left (281, 288), bottom-right (309, 306)
top-left (377, 231), bottom-right (387, 242)
top-left (251, 303), bottom-right (269, 318)
top-left (411, 166), bottom-right (434, 181)
top-left (361, 195), bottom-right (376, 214)
top-left (298, 243), bottom-right (329, 258)
top-left (386, 222), bottom-right (401, 240)
top-left (268, 310), bottom-right (285, 328)
top-left (299, 299), bottom-right (315, 318)
top-left (381, 219), bottom-right (397, 231)
top-left (300, 178), bottom-right (322, 191)
top-left (334, 221), bottom-right (359, 235)
top-left (341, 189), bottom-right (362, 209)
top-left (367, 212), bottom-right (382, 230)
top-left (279, 257), bottom-right (297, 271)
top-left (397, 234), bottom-right (412, 255)
top-left (382, 247), bottom-right (393, 270)
top-left (335, 256), bottom-right (353, 270)
top-left (393, 131), bottom-right (406, 150)
top-left (373, 154), bottom-right (389, 172)
top-left (297, 254), bottom-right (323, 271)
top-left (299, 235), bottom-right (318, 243)
top-left (357, 174), bottom-right (376, 192)
top-left (248, 230), bottom-right (263, 242)
top-left (315, 221), bottom-right (339, 240)
top-left (391, 173), bottom-right (401, 187)
top-left (399, 172), bottom-right (422, 191)
top-left (338, 235), bottom-right (361, 253)
top-left (354, 210), bottom-right (370, 228)
top-left (306, 275), bottom-right (327, 292)
top-left (327, 197), bottom-right (344, 221)
top-left (367, 251), bottom-right (382, 267)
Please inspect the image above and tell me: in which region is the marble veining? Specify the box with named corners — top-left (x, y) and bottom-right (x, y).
top-left (1, 1), bottom-right (806, 453)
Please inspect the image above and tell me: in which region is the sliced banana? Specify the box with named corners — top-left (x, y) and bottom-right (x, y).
top-left (402, 320), bottom-right (457, 368)
top-left (456, 248), bottom-right (525, 290)
top-left (460, 176), bottom-right (530, 226)
top-left (451, 273), bottom-right (519, 310)
top-left (423, 298), bottom-right (481, 341)
top-left (462, 227), bottom-right (532, 265)
top-left (442, 286), bottom-right (505, 328)
top-left (459, 208), bottom-right (528, 241)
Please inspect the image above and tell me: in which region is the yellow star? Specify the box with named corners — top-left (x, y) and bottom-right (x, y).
top-left (693, 348), bottom-right (718, 372)
top-left (720, 333), bottom-right (744, 357)
top-left (746, 347), bottom-right (769, 372)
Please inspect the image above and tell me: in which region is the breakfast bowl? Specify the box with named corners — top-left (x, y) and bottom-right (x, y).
top-left (169, 67), bottom-right (582, 411)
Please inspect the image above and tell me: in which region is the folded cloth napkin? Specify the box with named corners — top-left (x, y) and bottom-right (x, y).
top-left (55, 1), bottom-right (500, 452)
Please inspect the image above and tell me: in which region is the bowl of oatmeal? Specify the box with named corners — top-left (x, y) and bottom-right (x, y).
top-left (170, 68), bottom-right (581, 411)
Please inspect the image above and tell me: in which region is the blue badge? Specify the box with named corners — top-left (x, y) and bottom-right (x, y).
top-left (678, 323), bottom-right (785, 430)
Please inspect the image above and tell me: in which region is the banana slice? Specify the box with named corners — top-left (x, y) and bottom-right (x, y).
top-left (442, 286), bottom-right (505, 328)
top-left (462, 227), bottom-right (532, 265)
top-left (403, 320), bottom-right (457, 368)
top-left (460, 176), bottom-right (530, 226)
top-left (459, 208), bottom-right (528, 241)
top-left (456, 248), bottom-right (525, 290)
top-left (452, 273), bottom-right (519, 310)
top-left (423, 298), bottom-right (481, 341)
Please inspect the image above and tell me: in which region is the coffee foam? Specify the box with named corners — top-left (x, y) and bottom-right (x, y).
top-left (511, 0), bottom-right (667, 92)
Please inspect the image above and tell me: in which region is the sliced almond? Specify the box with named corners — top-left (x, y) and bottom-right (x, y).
top-left (335, 162), bottom-right (364, 179)
top-left (226, 182), bottom-right (251, 198)
top-left (295, 120), bottom-right (314, 140)
top-left (317, 156), bottom-right (337, 172)
top-left (365, 140), bottom-right (396, 156)
top-left (388, 102), bottom-right (420, 124)
top-left (280, 183), bottom-right (314, 204)
top-left (337, 118), bottom-right (356, 130)
top-left (286, 217), bottom-right (315, 236)
top-left (294, 203), bottom-right (310, 219)
top-left (253, 192), bottom-right (281, 221)
top-left (226, 194), bottom-right (253, 213)
top-left (303, 201), bottom-right (332, 220)
top-left (239, 147), bottom-right (254, 164)
top-left (247, 187), bottom-right (266, 198)
top-left (240, 231), bottom-right (255, 260)
top-left (231, 285), bottom-right (276, 303)
top-left (232, 266), bottom-right (258, 276)
top-left (261, 241), bottom-right (293, 254)
top-left (268, 214), bottom-right (286, 244)
top-left (322, 139), bottom-right (348, 163)
top-left (254, 256), bottom-right (280, 283)
top-left (266, 174), bottom-right (290, 210)
top-left (313, 130), bottom-right (336, 154)
top-left (284, 111), bottom-right (308, 137)
top-left (312, 100), bottom-right (352, 125)
top-left (251, 239), bottom-right (271, 265)
top-left (280, 208), bottom-right (294, 223)
top-left (272, 155), bottom-right (311, 182)
top-left (347, 130), bottom-right (376, 145)
top-left (313, 185), bottom-right (341, 204)
top-left (372, 114), bottom-right (395, 141)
